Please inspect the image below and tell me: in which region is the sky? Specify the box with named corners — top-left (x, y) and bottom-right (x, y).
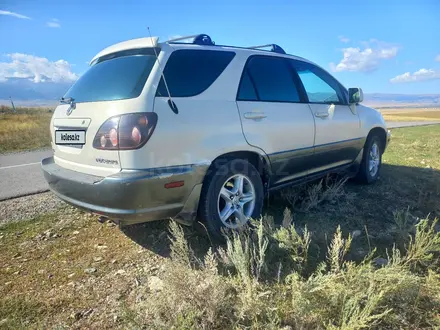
top-left (0, 0), bottom-right (440, 95)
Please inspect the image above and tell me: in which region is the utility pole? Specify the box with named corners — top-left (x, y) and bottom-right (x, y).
top-left (9, 96), bottom-right (16, 113)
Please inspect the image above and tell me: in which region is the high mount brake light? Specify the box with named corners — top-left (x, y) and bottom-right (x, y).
top-left (93, 113), bottom-right (158, 150)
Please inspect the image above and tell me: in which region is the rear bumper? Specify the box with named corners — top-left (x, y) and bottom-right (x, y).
top-left (41, 157), bottom-right (208, 225)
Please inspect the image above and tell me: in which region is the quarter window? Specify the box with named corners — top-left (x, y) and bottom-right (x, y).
top-left (238, 56), bottom-right (301, 102)
top-left (291, 61), bottom-right (345, 104)
top-left (237, 70), bottom-right (258, 101)
top-left (156, 50), bottom-right (235, 97)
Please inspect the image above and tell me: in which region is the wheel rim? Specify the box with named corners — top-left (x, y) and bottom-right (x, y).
top-left (369, 142), bottom-right (380, 177)
top-left (217, 174), bottom-right (256, 229)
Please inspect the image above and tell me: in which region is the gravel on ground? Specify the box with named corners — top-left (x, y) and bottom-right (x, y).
top-left (0, 192), bottom-right (65, 225)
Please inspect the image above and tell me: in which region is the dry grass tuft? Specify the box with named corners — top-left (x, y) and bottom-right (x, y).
top-left (281, 176), bottom-right (348, 212)
top-left (0, 106), bottom-right (53, 153)
top-left (327, 225), bottom-right (352, 273)
top-left (404, 217), bottom-right (440, 270)
top-left (127, 215), bottom-right (440, 329)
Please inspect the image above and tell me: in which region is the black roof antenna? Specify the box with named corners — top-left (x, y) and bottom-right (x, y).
top-left (147, 27), bottom-right (178, 114)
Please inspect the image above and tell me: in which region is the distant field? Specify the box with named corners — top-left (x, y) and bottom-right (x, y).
top-left (0, 106), bottom-right (53, 153)
top-left (380, 108), bottom-right (440, 122)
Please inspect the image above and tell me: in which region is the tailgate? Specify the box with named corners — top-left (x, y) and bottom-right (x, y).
top-left (51, 102), bottom-right (121, 177)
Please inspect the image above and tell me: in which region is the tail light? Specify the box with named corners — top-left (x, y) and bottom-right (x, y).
top-left (93, 113), bottom-right (158, 150)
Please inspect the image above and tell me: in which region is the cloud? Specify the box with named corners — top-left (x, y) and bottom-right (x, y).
top-left (338, 35), bottom-right (350, 43)
top-left (330, 40), bottom-right (398, 73)
top-left (0, 53), bottom-right (78, 83)
top-left (0, 9), bottom-right (31, 19)
top-left (390, 68), bottom-right (440, 83)
top-left (46, 18), bottom-right (60, 28)
top-left (436, 55), bottom-right (440, 62)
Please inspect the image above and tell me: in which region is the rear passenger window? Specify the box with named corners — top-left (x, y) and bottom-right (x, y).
top-left (157, 50), bottom-right (235, 97)
top-left (238, 56), bottom-right (300, 103)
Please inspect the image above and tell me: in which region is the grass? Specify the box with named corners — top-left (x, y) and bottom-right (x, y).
top-left (135, 217), bottom-right (440, 329)
top-left (380, 108), bottom-right (440, 122)
top-left (0, 106), bottom-right (53, 153)
top-left (1, 125), bottom-right (440, 328)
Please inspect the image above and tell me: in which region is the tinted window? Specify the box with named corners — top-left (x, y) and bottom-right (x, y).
top-left (65, 50), bottom-right (157, 103)
top-left (239, 56), bottom-right (300, 102)
top-left (157, 50), bottom-right (235, 97)
top-left (237, 70), bottom-right (258, 101)
top-left (291, 61), bottom-right (344, 104)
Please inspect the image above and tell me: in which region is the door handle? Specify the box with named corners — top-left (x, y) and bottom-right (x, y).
top-left (244, 112), bottom-right (267, 120)
top-left (315, 112), bottom-right (329, 118)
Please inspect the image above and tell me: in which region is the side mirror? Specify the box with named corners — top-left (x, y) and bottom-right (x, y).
top-left (349, 87), bottom-right (363, 104)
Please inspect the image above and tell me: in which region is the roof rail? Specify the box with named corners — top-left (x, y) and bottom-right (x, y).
top-left (166, 34), bottom-right (215, 46)
top-left (165, 35), bottom-right (287, 54)
top-left (246, 44), bottom-right (286, 54)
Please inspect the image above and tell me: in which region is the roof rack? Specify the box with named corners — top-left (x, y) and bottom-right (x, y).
top-left (166, 34), bottom-right (215, 46)
top-left (166, 34), bottom-right (287, 55)
top-left (246, 44), bottom-right (286, 54)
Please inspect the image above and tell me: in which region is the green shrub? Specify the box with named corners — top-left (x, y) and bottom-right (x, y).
top-left (128, 215), bottom-right (440, 329)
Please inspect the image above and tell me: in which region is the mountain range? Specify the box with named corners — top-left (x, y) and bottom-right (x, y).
top-left (363, 93), bottom-right (440, 108)
top-left (0, 78), bottom-right (73, 106)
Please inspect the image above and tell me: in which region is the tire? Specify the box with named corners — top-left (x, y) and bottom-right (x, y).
top-left (199, 158), bottom-right (264, 240)
top-left (355, 135), bottom-right (382, 184)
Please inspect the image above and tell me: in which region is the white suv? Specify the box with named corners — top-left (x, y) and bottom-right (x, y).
top-left (42, 34), bottom-right (390, 238)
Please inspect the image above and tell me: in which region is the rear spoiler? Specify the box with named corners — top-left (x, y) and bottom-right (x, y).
top-left (90, 37), bottom-right (159, 66)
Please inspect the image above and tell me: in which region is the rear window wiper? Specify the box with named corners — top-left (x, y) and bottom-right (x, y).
top-left (60, 97), bottom-right (75, 104)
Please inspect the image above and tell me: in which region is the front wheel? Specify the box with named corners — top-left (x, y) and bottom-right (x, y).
top-left (198, 159), bottom-right (264, 240)
top-left (355, 135), bottom-right (382, 183)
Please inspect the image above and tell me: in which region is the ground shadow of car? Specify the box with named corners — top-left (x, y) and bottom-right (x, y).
top-left (121, 218), bottom-right (211, 259)
top-left (121, 163), bottom-right (440, 261)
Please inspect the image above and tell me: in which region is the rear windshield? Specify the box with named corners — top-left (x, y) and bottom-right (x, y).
top-left (64, 49), bottom-right (158, 103)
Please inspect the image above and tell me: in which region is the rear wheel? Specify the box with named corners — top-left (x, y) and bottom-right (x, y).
top-left (199, 159), bottom-right (264, 240)
top-left (355, 135), bottom-right (382, 183)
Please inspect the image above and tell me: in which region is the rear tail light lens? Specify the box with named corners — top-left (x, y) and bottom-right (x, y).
top-left (93, 113), bottom-right (158, 150)
top-left (109, 128), bottom-right (118, 147)
top-left (131, 126), bottom-right (141, 145)
top-left (100, 135), bottom-right (107, 148)
top-left (94, 117), bottom-right (120, 150)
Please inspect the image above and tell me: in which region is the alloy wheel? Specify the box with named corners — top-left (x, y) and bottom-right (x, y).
top-left (369, 142), bottom-right (380, 177)
top-left (217, 174), bottom-right (256, 229)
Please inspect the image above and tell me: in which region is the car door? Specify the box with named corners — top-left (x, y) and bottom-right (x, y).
top-left (236, 55), bottom-right (315, 185)
top-left (290, 60), bottom-right (362, 174)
